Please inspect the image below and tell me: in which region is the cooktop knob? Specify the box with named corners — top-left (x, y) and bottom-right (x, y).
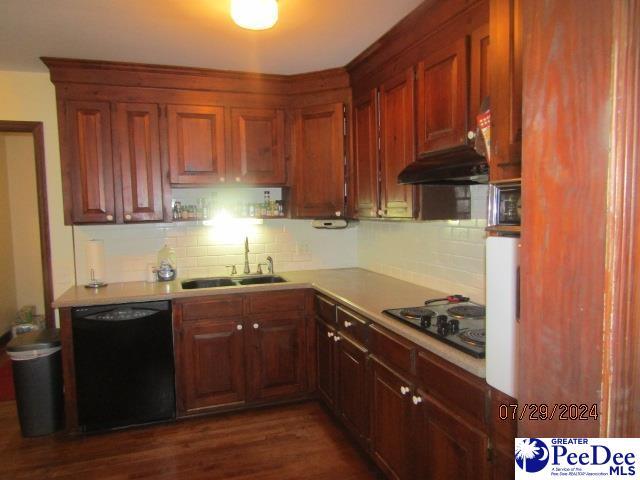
top-left (436, 315), bottom-right (448, 327)
top-left (437, 323), bottom-right (450, 337)
top-left (420, 315), bottom-right (432, 328)
top-left (449, 319), bottom-right (460, 333)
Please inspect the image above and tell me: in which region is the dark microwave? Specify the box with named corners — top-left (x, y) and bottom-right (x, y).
top-left (487, 179), bottom-right (521, 230)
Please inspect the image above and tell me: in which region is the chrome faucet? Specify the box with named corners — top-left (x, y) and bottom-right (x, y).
top-left (266, 256), bottom-right (274, 274)
top-left (243, 236), bottom-right (251, 275)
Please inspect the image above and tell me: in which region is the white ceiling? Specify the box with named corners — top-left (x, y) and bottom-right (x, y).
top-left (0, 0), bottom-right (424, 74)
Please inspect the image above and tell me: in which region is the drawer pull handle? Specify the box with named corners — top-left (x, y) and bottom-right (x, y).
top-left (106, 214), bottom-right (114, 221)
top-left (236, 324), bottom-right (243, 331)
top-left (412, 395), bottom-right (423, 405)
top-left (327, 331), bottom-right (334, 338)
top-left (400, 386), bottom-right (410, 396)
top-left (343, 321), bottom-right (353, 328)
top-left (253, 323), bottom-right (259, 329)
top-left (333, 335), bottom-right (341, 343)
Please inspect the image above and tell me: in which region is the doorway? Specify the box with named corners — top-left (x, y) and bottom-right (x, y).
top-left (0, 121), bottom-right (54, 340)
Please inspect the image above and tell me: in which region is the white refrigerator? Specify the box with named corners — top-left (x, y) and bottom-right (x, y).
top-left (485, 236), bottom-right (519, 398)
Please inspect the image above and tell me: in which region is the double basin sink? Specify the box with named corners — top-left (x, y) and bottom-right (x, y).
top-left (181, 275), bottom-right (286, 290)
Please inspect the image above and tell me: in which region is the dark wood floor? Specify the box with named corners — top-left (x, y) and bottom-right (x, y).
top-left (0, 400), bottom-right (381, 480)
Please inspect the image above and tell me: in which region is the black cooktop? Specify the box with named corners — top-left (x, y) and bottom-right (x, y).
top-left (383, 301), bottom-right (485, 358)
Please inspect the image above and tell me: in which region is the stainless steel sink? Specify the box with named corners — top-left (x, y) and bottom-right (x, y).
top-left (181, 278), bottom-right (236, 289)
top-left (181, 275), bottom-right (286, 289)
top-left (237, 275), bottom-right (286, 285)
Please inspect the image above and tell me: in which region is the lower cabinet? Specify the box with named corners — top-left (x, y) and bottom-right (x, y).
top-left (179, 317), bottom-right (246, 413)
top-left (174, 291), bottom-right (310, 416)
top-left (316, 319), bottom-right (336, 409)
top-left (246, 311), bottom-right (307, 401)
top-left (414, 389), bottom-right (490, 480)
top-left (335, 332), bottom-right (370, 446)
top-left (370, 358), bottom-right (414, 480)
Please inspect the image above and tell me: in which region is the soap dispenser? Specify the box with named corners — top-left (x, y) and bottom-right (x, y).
top-left (156, 244), bottom-right (177, 281)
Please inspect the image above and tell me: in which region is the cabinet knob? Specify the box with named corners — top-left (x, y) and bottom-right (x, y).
top-left (335, 211), bottom-right (341, 217)
top-left (235, 177), bottom-right (241, 182)
top-left (400, 386), bottom-right (410, 396)
top-left (124, 214), bottom-right (132, 221)
top-left (236, 324), bottom-right (243, 331)
top-left (253, 323), bottom-right (259, 329)
top-left (344, 321), bottom-right (353, 328)
top-left (377, 209), bottom-right (384, 216)
top-left (106, 214), bottom-right (114, 221)
top-left (412, 395), bottom-right (423, 405)
top-left (219, 177), bottom-right (225, 182)
top-left (467, 130), bottom-right (476, 140)
top-left (333, 335), bottom-right (341, 342)
top-left (327, 331), bottom-right (334, 338)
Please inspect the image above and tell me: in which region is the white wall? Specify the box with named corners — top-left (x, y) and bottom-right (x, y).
top-left (0, 70), bottom-right (75, 299)
top-left (358, 186), bottom-right (488, 302)
top-left (74, 220), bottom-right (358, 284)
top-left (1, 132), bottom-right (45, 316)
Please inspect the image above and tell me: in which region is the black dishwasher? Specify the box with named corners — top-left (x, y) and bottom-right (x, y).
top-left (72, 301), bottom-right (175, 432)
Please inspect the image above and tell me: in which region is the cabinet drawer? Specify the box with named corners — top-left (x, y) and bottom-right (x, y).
top-left (246, 290), bottom-right (306, 314)
top-left (180, 296), bottom-right (244, 322)
top-left (315, 294), bottom-right (336, 324)
top-left (337, 307), bottom-right (369, 347)
top-left (370, 324), bottom-right (415, 374)
top-left (416, 350), bottom-right (488, 426)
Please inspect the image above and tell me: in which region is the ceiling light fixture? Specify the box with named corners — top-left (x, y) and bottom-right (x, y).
top-left (230, 0), bottom-right (278, 30)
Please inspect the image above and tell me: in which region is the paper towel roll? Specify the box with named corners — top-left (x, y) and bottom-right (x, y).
top-left (86, 239), bottom-right (105, 283)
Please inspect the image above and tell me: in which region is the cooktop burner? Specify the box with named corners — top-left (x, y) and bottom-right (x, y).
top-left (383, 298), bottom-right (485, 358)
top-left (399, 307), bottom-right (436, 319)
top-left (459, 329), bottom-right (486, 346)
top-left (447, 305), bottom-right (486, 319)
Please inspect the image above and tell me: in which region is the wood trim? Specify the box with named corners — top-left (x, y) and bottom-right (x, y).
top-left (602, 0), bottom-right (640, 437)
top-left (58, 307), bottom-right (79, 432)
top-left (0, 121), bottom-right (55, 326)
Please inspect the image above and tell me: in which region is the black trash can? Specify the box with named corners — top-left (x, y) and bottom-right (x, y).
top-left (7, 329), bottom-right (64, 437)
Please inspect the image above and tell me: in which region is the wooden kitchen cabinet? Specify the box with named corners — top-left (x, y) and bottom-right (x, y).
top-left (114, 102), bottom-right (164, 222)
top-left (64, 100), bottom-right (116, 223)
top-left (416, 37), bottom-right (470, 154)
top-left (231, 107), bottom-right (286, 185)
top-left (315, 319), bottom-right (337, 409)
top-left (353, 90), bottom-right (379, 218)
top-left (292, 102), bottom-right (346, 218)
top-left (379, 68), bottom-right (415, 219)
top-left (335, 332), bottom-right (370, 446)
top-left (370, 358), bottom-right (414, 480)
top-left (177, 318), bottom-right (246, 414)
top-left (414, 391), bottom-right (490, 480)
top-left (167, 104), bottom-right (227, 185)
top-left (245, 311), bottom-right (307, 401)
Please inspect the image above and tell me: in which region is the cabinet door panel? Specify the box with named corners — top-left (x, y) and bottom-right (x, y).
top-left (370, 359), bottom-right (414, 480)
top-left (470, 24), bottom-right (490, 126)
top-left (379, 68), bottom-right (415, 219)
top-left (316, 319), bottom-right (336, 408)
top-left (336, 335), bottom-right (369, 443)
top-left (66, 101), bottom-right (115, 223)
top-left (179, 318), bottom-right (245, 413)
top-left (247, 311), bottom-right (306, 400)
top-left (417, 37), bottom-right (469, 153)
top-left (231, 108), bottom-right (285, 185)
top-left (415, 392), bottom-right (489, 480)
top-left (292, 103), bottom-right (345, 218)
top-left (114, 103), bottom-right (164, 222)
top-left (353, 90), bottom-right (379, 218)
top-left (167, 105), bottom-right (226, 185)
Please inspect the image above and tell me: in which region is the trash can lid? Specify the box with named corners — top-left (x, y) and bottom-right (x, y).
top-left (7, 328), bottom-right (61, 352)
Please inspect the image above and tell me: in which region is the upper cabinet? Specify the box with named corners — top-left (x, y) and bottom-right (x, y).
top-left (231, 107), bottom-right (286, 186)
top-left (65, 101), bottom-right (116, 224)
top-left (353, 90), bottom-right (379, 218)
top-left (379, 68), bottom-right (416, 219)
top-left (416, 37), bottom-right (469, 154)
top-left (291, 103), bottom-right (346, 218)
top-left (114, 102), bottom-right (164, 223)
top-left (167, 105), bottom-right (227, 185)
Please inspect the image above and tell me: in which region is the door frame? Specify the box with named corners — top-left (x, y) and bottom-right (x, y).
top-left (0, 121), bottom-right (54, 326)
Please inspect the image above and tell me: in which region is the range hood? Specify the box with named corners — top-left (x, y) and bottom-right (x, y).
top-left (398, 144), bottom-right (488, 185)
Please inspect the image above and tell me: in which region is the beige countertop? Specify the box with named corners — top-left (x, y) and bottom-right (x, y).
top-left (53, 268), bottom-right (485, 378)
